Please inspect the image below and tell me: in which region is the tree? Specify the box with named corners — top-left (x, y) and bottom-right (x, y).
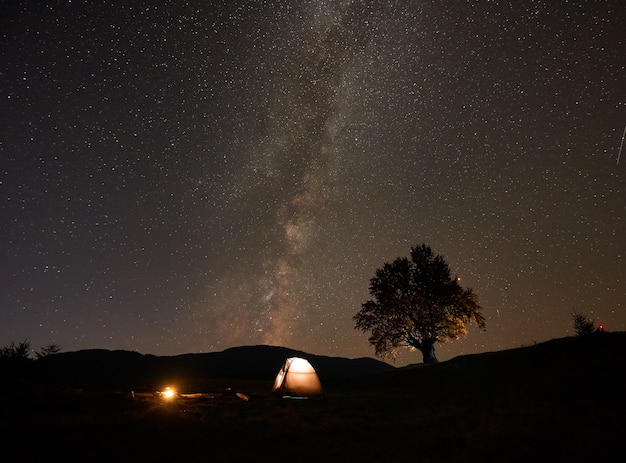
top-left (354, 244), bottom-right (485, 364)
top-left (35, 343), bottom-right (61, 359)
top-left (572, 312), bottom-right (596, 336)
top-left (0, 340), bottom-right (32, 360)
top-left (0, 340), bottom-right (33, 374)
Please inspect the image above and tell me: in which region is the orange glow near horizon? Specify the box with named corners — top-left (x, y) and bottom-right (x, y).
top-left (160, 386), bottom-right (176, 400)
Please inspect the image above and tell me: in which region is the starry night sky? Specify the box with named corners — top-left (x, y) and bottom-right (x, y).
top-left (2, 1), bottom-right (624, 364)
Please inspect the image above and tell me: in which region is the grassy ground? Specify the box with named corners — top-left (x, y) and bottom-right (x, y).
top-left (3, 333), bottom-right (625, 462)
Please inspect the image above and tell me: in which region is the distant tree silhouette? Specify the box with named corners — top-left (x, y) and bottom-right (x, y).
top-left (0, 340), bottom-right (32, 360)
top-left (572, 312), bottom-right (596, 336)
top-left (0, 340), bottom-right (33, 375)
top-left (354, 245), bottom-right (486, 364)
top-left (36, 343), bottom-right (61, 359)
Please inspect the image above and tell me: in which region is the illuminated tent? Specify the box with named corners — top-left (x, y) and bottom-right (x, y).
top-left (272, 357), bottom-right (323, 398)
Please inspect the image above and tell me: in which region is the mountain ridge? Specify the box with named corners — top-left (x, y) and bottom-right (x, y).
top-left (31, 344), bottom-right (395, 390)
top-left (23, 333), bottom-right (626, 393)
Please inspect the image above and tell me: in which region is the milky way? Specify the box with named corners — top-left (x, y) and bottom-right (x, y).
top-left (2, 1), bottom-right (624, 364)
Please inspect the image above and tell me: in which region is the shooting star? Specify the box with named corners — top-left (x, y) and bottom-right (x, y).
top-left (618, 125), bottom-right (626, 165)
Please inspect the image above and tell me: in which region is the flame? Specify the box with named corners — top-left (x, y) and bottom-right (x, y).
top-left (160, 386), bottom-right (176, 400)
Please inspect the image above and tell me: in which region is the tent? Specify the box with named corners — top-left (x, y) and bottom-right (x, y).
top-left (272, 357), bottom-right (323, 398)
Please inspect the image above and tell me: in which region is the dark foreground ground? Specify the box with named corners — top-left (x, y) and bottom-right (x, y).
top-left (2, 333), bottom-right (625, 462)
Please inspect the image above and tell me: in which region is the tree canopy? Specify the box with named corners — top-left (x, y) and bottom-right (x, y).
top-left (354, 244), bottom-right (486, 363)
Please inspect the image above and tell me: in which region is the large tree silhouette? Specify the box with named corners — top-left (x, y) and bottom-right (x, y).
top-left (354, 245), bottom-right (485, 364)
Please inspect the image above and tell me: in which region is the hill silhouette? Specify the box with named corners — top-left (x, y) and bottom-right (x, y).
top-left (2, 333), bottom-right (624, 462)
top-left (31, 344), bottom-right (395, 391)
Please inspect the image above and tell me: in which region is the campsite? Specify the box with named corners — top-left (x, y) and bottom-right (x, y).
top-left (2, 332), bottom-right (625, 462)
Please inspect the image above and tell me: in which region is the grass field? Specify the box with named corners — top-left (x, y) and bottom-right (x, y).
top-left (3, 333), bottom-right (625, 462)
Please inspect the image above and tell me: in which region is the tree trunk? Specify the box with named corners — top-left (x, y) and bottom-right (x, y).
top-left (420, 340), bottom-right (438, 364)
